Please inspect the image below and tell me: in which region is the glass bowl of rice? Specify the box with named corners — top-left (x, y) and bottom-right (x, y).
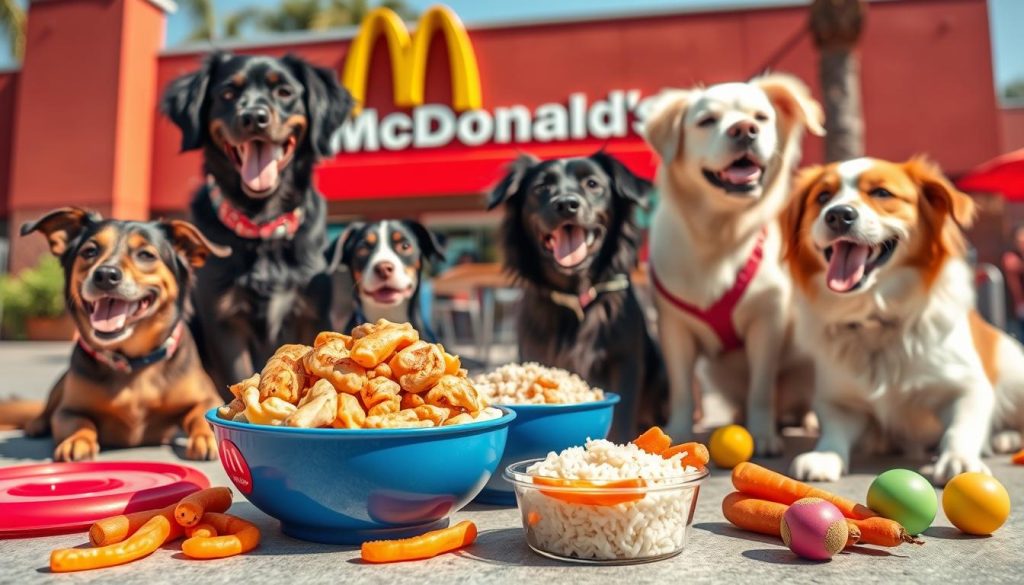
top-left (504, 439), bottom-right (709, 564)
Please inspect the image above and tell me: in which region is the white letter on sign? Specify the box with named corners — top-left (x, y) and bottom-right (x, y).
top-left (413, 105), bottom-right (457, 149)
top-left (336, 109), bottom-right (379, 153)
top-left (380, 112), bottom-right (413, 150)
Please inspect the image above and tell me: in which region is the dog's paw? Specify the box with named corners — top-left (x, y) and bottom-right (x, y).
top-left (990, 430), bottom-right (1022, 454)
top-left (791, 451), bottom-right (845, 482)
top-left (54, 436), bottom-right (99, 461)
top-left (931, 451), bottom-right (990, 485)
top-left (186, 433), bottom-right (219, 461)
top-left (24, 416), bottom-right (50, 437)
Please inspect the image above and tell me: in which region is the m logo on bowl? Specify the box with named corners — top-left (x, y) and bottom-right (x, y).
top-left (219, 440), bottom-right (253, 495)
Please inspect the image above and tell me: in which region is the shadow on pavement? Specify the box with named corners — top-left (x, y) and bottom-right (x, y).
top-left (0, 434), bottom-right (53, 460)
top-left (923, 526), bottom-right (991, 540)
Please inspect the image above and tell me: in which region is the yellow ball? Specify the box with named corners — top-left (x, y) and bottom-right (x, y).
top-left (942, 472), bottom-right (1011, 535)
top-left (709, 424), bottom-right (754, 469)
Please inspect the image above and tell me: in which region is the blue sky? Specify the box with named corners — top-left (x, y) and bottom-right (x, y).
top-left (2, 0), bottom-right (1023, 93)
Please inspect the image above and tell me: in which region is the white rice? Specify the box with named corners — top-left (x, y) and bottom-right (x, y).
top-left (520, 439), bottom-right (698, 561)
top-left (474, 362), bottom-right (604, 404)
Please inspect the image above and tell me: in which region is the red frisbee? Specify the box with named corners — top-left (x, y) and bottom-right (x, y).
top-left (0, 461), bottom-right (209, 537)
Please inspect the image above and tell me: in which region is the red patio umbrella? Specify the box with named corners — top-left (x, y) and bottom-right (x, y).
top-left (956, 148), bottom-right (1024, 201)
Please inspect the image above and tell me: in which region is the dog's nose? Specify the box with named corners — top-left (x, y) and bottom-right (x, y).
top-left (825, 205), bottom-right (859, 234)
top-left (373, 262), bottom-right (395, 280)
top-left (553, 196), bottom-right (582, 217)
top-left (728, 120), bottom-right (759, 146)
top-left (92, 266), bottom-right (123, 291)
top-left (240, 106), bottom-right (271, 131)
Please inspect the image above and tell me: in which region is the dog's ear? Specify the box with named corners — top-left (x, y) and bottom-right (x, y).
top-left (403, 221), bottom-right (447, 265)
top-left (904, 156), bottom-right (976, 229)
top-left (160, 219), bottom-right (231, 268)
top-left (488, 154), bottom-right (539, 210)
top-left (326, 222), bottom-right (365, 273)
top-left (590, 151), bottom-right (653, 208)
top-left (20, 207), bottom-right (101, 257)
top-left (161, 51), bottom-right (230, 152)
top-left (643, 89), bottom-right (693, 163)
top-left (752, 73), bottom-right (825, 138)
top-left (781, 165), bottom-right (826, 261)
top-left (282, 54), bottom-right (354, 159)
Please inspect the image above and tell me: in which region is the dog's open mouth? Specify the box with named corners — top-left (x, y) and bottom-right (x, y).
top-left (702, 156), bottom-right (765, 193)
top-left (225, 135), bottom-right (298, 196)
top-left (84, 291), bottom-right (158, 337)
top-left (363, 285), bottom-right (413, 306)
top-left (543, 223), bottom-right (597, 268)
top-left (823, 239), bottom-right (898, 293)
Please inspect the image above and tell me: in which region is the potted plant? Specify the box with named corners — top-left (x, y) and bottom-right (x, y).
top-left (0, 255), bottom-right (73, 340)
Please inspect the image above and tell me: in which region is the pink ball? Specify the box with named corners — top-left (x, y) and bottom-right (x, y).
top-left (781, 497), bottom-right (849, 561)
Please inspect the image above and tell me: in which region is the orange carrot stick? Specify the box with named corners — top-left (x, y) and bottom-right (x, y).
top-left (174, 487), bottom-right (233, 527)
top-left (1012, 449), bottom-right (1024, 465)
top-left (533, 476), bottom-right (646, 506)
top-left (732, 462), bottom-right (876, 520)
top-left (89, 503), bottom-right (182, 547)
top-left (662, 442), bottom-right (710, 468)
top-left (849, 516), bottom-right (924, 546)
top-left (722, 492), bottom-right (861, 549)
top-left (186, 523), bottom-right (219, 539)
top-left (361, 521), bottom-right (477, 563)
top-left (632, 427), bottom-right (672, 455)
top-left (181, 513), bottom-right (261, 559)
top-left (51, 515), bottom-right (171, 572)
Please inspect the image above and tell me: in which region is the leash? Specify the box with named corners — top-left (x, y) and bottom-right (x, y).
top-left (208, 180), bottom-right (303, 240)
top-left (650, 228), bottom-right (767, 353)
top-left (77, 320), bottom-right (186, 374)
top-left (546, 274), bottom-right (631, 321)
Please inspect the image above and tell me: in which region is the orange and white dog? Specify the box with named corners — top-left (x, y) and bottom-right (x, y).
top-left (784, 157), bottom-right (1024, 484)
top-left (643, 74), bottom-right (823, 453)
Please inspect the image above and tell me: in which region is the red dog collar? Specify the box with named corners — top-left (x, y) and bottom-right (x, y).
top-left (77, 320), bottom-right (186, 374)
top-left (209, 182), bottom-right (303, 240)
top-left (650, 228), bottom-right (766, 353)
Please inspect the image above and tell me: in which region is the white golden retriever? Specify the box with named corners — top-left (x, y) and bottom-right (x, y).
top-left (783, 157), bottom-right (1024, 484)
top-left (642, 74), bottom-right (824, 453)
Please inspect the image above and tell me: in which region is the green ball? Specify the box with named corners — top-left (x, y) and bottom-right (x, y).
top-left (867, 469), bottom-right (938, 535)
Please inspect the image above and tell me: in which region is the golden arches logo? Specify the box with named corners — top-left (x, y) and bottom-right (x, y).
top-left (341, 5), bottom-right (482, 113)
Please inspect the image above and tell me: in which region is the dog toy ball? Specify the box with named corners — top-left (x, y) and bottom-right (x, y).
top-left (709, 425), bottom-right (754, 469)
top-left (867, 469), bottom-right (937, 535)
top-left (781, 497), bottom-right (848, 560)
top-left (942, 472), bottom-right (1010, 535)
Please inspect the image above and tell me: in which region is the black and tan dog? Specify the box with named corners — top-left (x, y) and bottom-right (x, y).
top-left (488, 152), bottom-right (668, 441)
top-left (161, 51), bottom-right (353, 395)
top-left (18, 207), bottom-right (228, 461)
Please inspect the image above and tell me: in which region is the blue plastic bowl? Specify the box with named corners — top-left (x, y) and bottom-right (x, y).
top-left (206, 406), bottom-right (515, 544)
top-left (474, 393), bottom-right (619, 505)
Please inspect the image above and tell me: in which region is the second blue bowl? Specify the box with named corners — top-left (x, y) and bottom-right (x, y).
top-left (474, 393), bottom-right (619, 505)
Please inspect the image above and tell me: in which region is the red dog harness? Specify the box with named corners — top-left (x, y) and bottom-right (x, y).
top-left (209, 182), bottom-right (303, 240)
top-left (650, 229), bottom-right (766, 353)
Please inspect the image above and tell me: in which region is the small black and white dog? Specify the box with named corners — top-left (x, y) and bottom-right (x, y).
top-left (328, 220), bottom-right (445, 339)
top-left (488, 151), bottom-right (669, 441)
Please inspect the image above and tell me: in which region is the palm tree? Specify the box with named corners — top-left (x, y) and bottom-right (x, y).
top-left (224, 0), bottom-right (416, 38)
top-left (809, 0), bottom-right (867, 162)
top-left (0, 0), bottom-right (25, 61)
top-left (180, 0), bottom-right (217, 41)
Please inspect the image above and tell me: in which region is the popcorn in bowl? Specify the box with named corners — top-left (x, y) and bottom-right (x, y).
top-left (474, 362), bottom-right (604, 404)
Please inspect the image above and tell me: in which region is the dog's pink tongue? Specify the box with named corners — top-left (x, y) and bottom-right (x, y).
top-left (551, 226), bottom-right (588, 267)
top-left (720, 165), bottom-right (761, 184)
top-left (90, 298), bottom-right (130, 333)
top-left (826, 241), bottom-right (870, 293)
top-left (239, 141), bottom-right (279, 193)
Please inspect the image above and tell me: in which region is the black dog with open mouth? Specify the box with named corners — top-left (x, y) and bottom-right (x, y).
top-left (327, 220), bottom-right (446, 340)
top-left (488, 152), bottom-right (669, 440)
top-left (161, 51), bottom-right (353, 395)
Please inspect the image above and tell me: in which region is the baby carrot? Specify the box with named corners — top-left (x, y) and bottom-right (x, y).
top-left (662, 442), bottom-right (710, 468)
top-left (89, 503), bottom-right (181, 547)
top-left (181, 512), bottom-right (261, 559)
top-left (849, 516), bottom-right (924, 546)
top-left (51, 515), bottom-right (171, 572)
top-left (633, 427), bottom-right (673, 455)
top-left (175, 487), bottom-right (233, 527)
top-left (732, 462), bottom-right (876, 520)
top-left (533, 476), bottom-right (646, 506)
top-left (1012, 449), bottom-right (1024, 465)
top-left (722, 492), bottom-right (861, 549)
top-left (361, 521), bottom-right (477, 563)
